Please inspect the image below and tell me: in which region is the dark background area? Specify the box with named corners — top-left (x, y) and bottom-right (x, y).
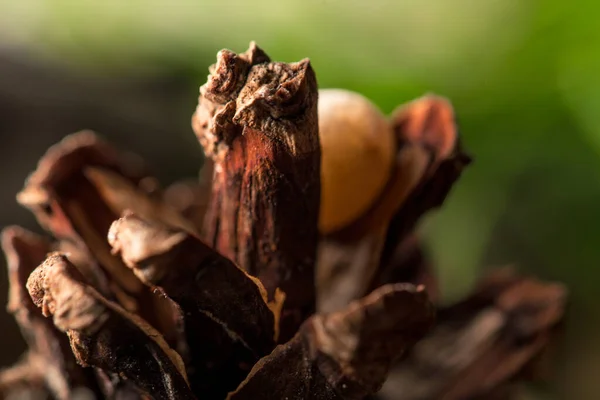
top-left (1, 1), bottom-right (599, 398)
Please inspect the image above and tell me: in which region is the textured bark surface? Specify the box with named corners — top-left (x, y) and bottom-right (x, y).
top-left (192, 43), bottom-right (321, 341)
top-left (317, 95), bottom-right (468, 313)
top-left (228, 284), bottom-right (434, 400)
top-left (376, 268), bottom-right (567, 400)
top-left (27, 254), bottom-right (194, 400)
top-left (109, 212), bottom-right (280, 398)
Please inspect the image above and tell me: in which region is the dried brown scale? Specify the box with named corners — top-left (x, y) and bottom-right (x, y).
top-left (15, 131), bottom-right (180, 344)
top-left (52, 239), bottom-right (106, 287)
top-left (162, 180), bottom-right (209, 234)
top-left (15, 132), bottom-right (146, 297)
top-left (317, 95), bottom-right (464, 313)
top-left (163, 159), bottom-right (213, 234)
top-left (328, 144), bottom-right (430, 243)
top-left (27, 254), bottom-right (194, 400)
top-left (193, 42), bottom-right (321, 341)
top-left (85, 167), bottom-right (199, 235)
top-left (369, 234), bottom-right (439, 304)
top-left (2, 226), bottom-right (100, 400)
top-left (378, 96), bottom-right (471, 271)
top-left (94, 369), bottom-right (150, 400)
top-left (376, 268), bottom-right (567, 400)
top-left (228, 284), bottom-right (434, 400)
top-left (317, 227), bottom-right (388, 313)
top-left (17, 131), bottom-right (147, 244)
top-left (0, 353), bottom-right (47, 400)
top-left (108, 212), bottom-right (279, 398)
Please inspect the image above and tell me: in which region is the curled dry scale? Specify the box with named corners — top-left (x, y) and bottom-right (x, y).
top-left (0, 43), bottom-right (567, 400)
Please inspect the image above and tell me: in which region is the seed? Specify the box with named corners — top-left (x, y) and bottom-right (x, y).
top-left (318, 89), bottom-right (396, 233)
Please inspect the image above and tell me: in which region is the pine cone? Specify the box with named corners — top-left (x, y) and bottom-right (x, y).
top-left (0, 43), bottom-right (566, 400)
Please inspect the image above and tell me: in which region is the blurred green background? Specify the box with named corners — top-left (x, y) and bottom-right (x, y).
top-left (0, 0), bottom-right (598, 398)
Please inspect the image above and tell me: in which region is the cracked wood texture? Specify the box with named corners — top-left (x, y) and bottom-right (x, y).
top-left (192, 42), bottom-right (321, 342)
